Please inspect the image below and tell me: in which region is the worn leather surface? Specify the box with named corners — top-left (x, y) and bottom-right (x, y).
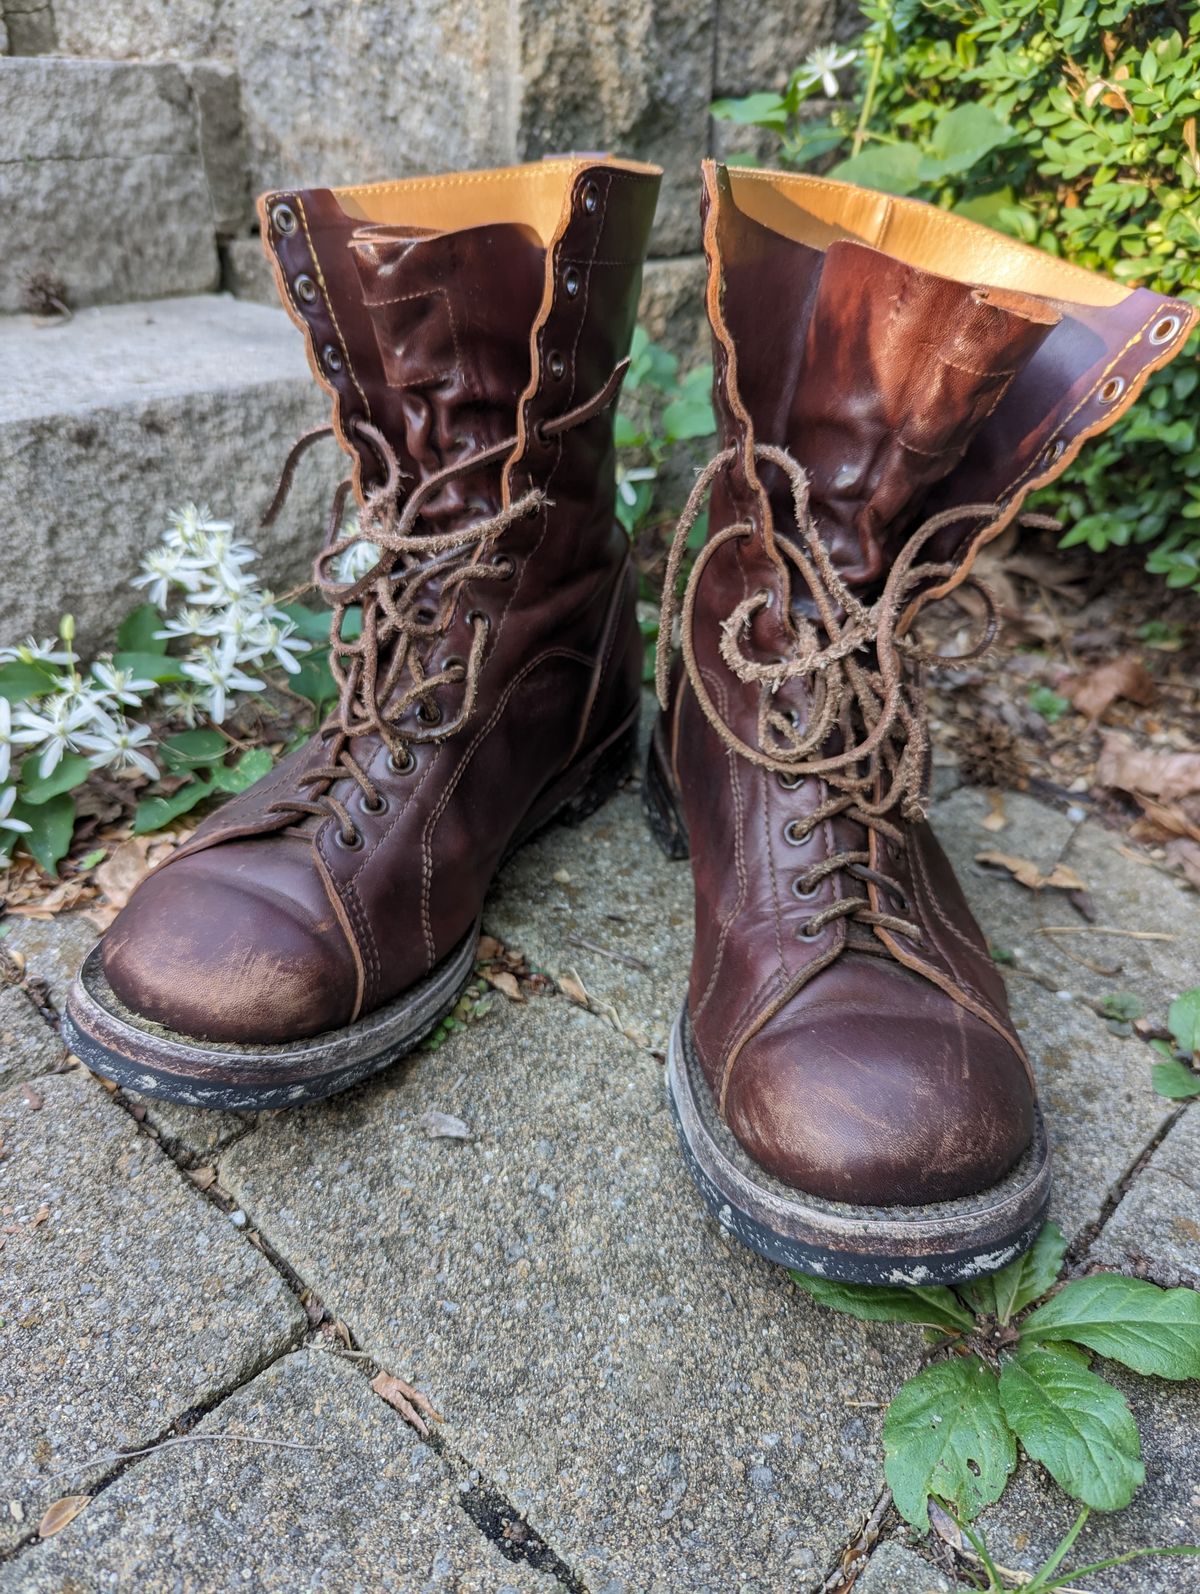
top-left (662, 161), bottom-right (1195, 1207)
top-left (102, 159), bottom-right (661, 1044)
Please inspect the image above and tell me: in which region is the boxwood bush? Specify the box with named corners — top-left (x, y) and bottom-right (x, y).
top-left (714, 0), bottom-right (1200, 594)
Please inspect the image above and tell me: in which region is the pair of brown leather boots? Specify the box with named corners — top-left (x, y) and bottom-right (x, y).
top-left (65, 156), bottom-right (1193, 1284)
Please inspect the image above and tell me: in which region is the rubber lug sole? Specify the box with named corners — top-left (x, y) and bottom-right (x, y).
top-left (65, 716), bottom-right (639, 1111)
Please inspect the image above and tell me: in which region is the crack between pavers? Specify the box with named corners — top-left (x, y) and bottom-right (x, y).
top-left (817, 1485), bottom-right (894, 1594)
top-left (1067, 1102), bottom-right (1186, 1266)
top-left (0, 1324), bottom-right (307, 1567)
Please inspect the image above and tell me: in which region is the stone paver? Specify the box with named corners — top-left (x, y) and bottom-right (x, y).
top-left (1091, 1105), bottom-right (1200, 1286)
top-left (3, 1350), bottom-right (549, 1592)
top-left (0, 1070), bottom-right (305, 1546)
top-left (0, 983), bottom-right (66, 1093)
top-left (0, 295), bottom-right (332, 651)
top-left (976, 1370), bottom-right (1200, 1593)
top-left (220, 996), bottom-right (922, 1593)
top-left (856, 1541), bottom-right (956, 1594)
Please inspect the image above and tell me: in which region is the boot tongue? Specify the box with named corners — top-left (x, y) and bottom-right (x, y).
top-left (776, 239), bottom-right (1059, 589)
top-left (347, 221), bottom-right (546, 531)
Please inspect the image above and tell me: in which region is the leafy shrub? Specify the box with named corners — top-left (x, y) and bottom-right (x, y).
top-left (713, 1), bottom-right (1200, 597)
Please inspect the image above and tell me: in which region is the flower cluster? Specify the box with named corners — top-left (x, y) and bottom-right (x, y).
top-left (0, 504), bottom-right (313, 848)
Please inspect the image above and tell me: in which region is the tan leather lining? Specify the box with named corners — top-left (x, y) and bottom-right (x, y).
top-left (332, 157), bottom-right (660, 245)
top-left (723, 165), bottom-right (1129, 308)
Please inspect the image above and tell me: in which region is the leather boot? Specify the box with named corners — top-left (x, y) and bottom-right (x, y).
top-left (66, 156), bottom-right (661, 1109)
top-left (647, 162), bottom-right (1195, 1283)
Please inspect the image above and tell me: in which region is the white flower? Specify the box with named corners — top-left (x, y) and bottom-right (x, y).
top-left (0, 786), bottom-right (31, 835)
top-left (75, 711), bottom-right (158, 781)
top-left (160, 684), bottom-right (208, 727)
top-left (10, 696), bottom-right (93, 780)
top-left (617, 465), bottom-right (656, 508)
top-left (249, 616), bottom-right (311, 675)
top-left (133, 545), bottom-right (194, 607)
top-left (0, 635), bottom-right (75, 668)
top-left (0, 699), bottom-right (19, 786)
top-left (164, 502), bottom-right (234, 555)
top-left (181, 641), bottom-right (264, 724)
top-left (91, 660), bottom-right (158, 710)
top-left (333, 538), bottom-right (383, 584)
top-left (155, 607), bottom-right (214, 643)
top-left (796, 44), bottom-right (856, 98)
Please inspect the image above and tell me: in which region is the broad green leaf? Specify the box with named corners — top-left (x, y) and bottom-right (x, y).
top-left (18, 752), bottom-right (92, 805)
top-left (710, 92), bottom-right (790, 129)
top-left (953, 187), bottom-right (1016, 227)
top-left (292, 649), bottom-right (337, 709)
top-left (998, 1343), bottom-right (1143, 1511)
top-left (279, 602), bottom-right (332, 644)
top-left (790, 1272), bottom-right (974, 1331)
top-left (115, 604), bottom-right (167, 654)
top-left (1151, 1058), bottom-right (1200, 1099)
top-left (883, 1355), bottom-right (1016, 1528)
top-left (829, 141), bottom-right (924, 196)
top-left (211, 748), bottom-right (273, 794)
top-left (159, 730), bottom-right (229, 771)
top-left (14, 793), bottom-right (76, 876)
top-left (967, 1223), bottom-right (1067, 1323)
top-left (919, 104), bottom-right (1012, 181)
top-left (661, 393), bottom-right (716, 442)
top-left (1022, 1275), bottom-right (1200, 1379)
top-left (0, 660), bottom-right (61, 703)
top-left (1168, 988), bottom-right (1200, 1057)
top-left (112, 651), bottom-right (186, 683)
top-left (133, 777), bottom-right (215, 835)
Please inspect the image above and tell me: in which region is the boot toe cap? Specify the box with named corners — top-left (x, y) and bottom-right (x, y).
top-left (723, 959), bottom-right (1035, 1207)
top-left (100, 840), bottom-right (357, 1044)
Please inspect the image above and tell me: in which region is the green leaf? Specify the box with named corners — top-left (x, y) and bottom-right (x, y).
top-left (919, 103), bottom-right (1013, 180)
top-left (278, 602), bottom-right (333, 644)
top-left (710, 92), bottom-right (790, 129)
top-left (78, 847), bottom-right (107, 870)
top-left (13, 793), bottom-right (76, 876)
top-left (1022, 1275), bottom-right (1200, 1379)
top-left (1098, 991), bottom-right (1143, 1023)
top-left (884, 1355), bottom-right (1016, 1529)
top-left (115, 604), bottom-right (167, 654)
top-left (967, 1223), bottom-right (1067, 1323)
top-left (211, 748), bottom-right (272, 794)
top-left (953, 187), bottom-right (1016, 227)
top-left (159, 730), bottom-right (229, 771)
top-left (17, 752), bottom-right (92, 805)
top-left (112, 651), bottom-right (186, 683)
top-left (1028, 685), bottom-right (1071, 722)
top-left (661, 393), bottom-right (716, 443)
top-left (0, 660), bottom-right (62, 703)
top-left (1151, 1058), bottom-right (1200, 1099)
top-left (133, 777), bottom-right (215, 835)
top-left (998, 1343), bottom-right (1143, 1511)
top-left (292, 649), bottom-right (337, 710)
top-left (789, 1272), bottom-right (974, 1331)
top-left (1168, 988), bottom-right (1200, 1058)
top-left (829, 141), bottom-right (924, 196)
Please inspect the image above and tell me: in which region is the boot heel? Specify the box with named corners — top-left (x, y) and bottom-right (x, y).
top-left (557, 719), bottom-right (639, 828)
top-left (643, 732), bottom-right (690, 860)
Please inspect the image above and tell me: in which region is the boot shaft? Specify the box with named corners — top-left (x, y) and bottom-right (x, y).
top-left (258, 158), bottom-right (661, 559)
top-left (702, 160), bottom-right (1195, 593)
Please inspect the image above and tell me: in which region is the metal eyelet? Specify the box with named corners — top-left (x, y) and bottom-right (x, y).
top-left (563, 266), bottom-right (582, 298)
top-left (581, 181), bottom-right (600, 215)
top-left (791, 876), bottom-right (821, 902)
top-left (361, 792), bottom-right (388, 816)
top-left (387, 748), bottom-right (415, 775)
top-left (271, 203), bottom-right (297, 235)
top-left (336, 826), bottom-right (363, 850)
top-left (415, 605), bottom-right (437, 625)
top-left (493, 554), bottom-right (515, 580)
top-left (1150, 314), bottom-right (1181, 345)
top-left (466, 609), bottom-right (490, 632)
top-left (783, 819), bottom-right (812, 847)
top-left (323, 343), bottom-right (344, 374)
top-left (777, 771), bottom-right (804, 791)
top-left (796, 920), bottom-right (823, 941)
top-left (417, 701), bottom-right (443, 726)
top-left (547, 351), bottom-right (566, 380)
top-left (1043, 438), bottom-right (1065, 466)
top-left (1099, 375), bottom-right (1126, 405)
top-left (294, 273), bottom-right (318, 305)
top-left (442, 654), bottom-right (466, 675)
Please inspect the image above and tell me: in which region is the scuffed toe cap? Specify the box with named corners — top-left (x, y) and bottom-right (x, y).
top-left (722, 955), bottom-right (1036, 1208)
top-left (101, 836), bottom-right (359, 1044)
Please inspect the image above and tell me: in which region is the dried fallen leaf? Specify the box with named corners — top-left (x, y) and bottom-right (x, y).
top-left (975, 851), bottom-right (1087, 893)
top-left (94, 837), bottom-right (156, 910)
top-left (1065, 653), bottom-right (1155, 720)
top-left (187, 1166), bottom-right (218, 1191)
top-left (1096, 736), bottom-right (1200, 803)
top-left (980, 791), bottom-right (1009, 833)
top-left (37, 1496), bottom-right (90, 1538)
top-left (476, 934), bottom-right (504, 962)
top-left (417, 1110), bottom-right (472, 1141)
top-left (558, 972), bottom-right (590, 1008)
top-left (371, 1370), bottom-right (443, 1437)
top-left (1166, 838), bottom-right (1200, 891)
top-left (484, 970), bottom-right (523, 1003)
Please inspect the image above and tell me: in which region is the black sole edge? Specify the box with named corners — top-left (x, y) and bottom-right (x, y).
top-left (666, 1011), bottom-right (1052, 1286)
top-left (642, 726), bottom-right (690, 861)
